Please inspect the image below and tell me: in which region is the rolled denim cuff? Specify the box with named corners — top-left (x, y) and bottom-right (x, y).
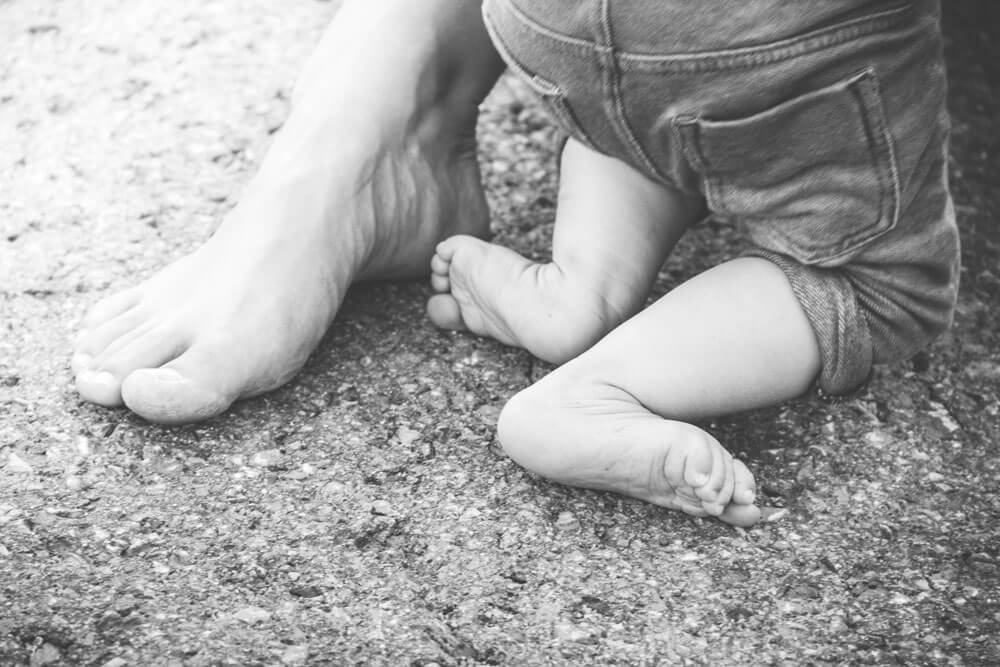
top-left (747, 249), bottom-right (874, 396)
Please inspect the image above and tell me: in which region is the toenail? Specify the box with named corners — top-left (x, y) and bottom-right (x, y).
top-left (150, 368), bottom-right (185, 382)
top-left (81, 370), bottom-right (116, 386)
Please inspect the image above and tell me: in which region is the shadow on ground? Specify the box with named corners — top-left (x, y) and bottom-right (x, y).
top-left (1, 0), bottom-right (997, 664)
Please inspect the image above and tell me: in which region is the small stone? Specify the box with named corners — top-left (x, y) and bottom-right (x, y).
top-left (234, 606), bottom-right (272, 625)
top-left (926, 472), bottom-right (945, 483)
top-left (553, 621), bottom-right (592, 643)
top-left (761, 508), bottom-right (789, 523)
top-left (555, 511), bottom-right (579, 531)
top-left (281, 645), bottom-right (309, 665)
top-left (251, 449), bottom-right (286, 469)
top-left (761, 480), bottom-right (794, 498)
top-left (395, 426), bottom-right (421, 447)
top-left (965, 361), bottom-right (1000, 382)
top-left (5, 451), bottom-right (33, 474)
top-left (475, 403), bottom-right (502, 425)
top-left (862, 430), bottom-right (893, 448)
top-left (65, 475), bottom-right (84, 491)
top-left (289, 585), bottom-right (322, 598)
top-left (725, 605), bottom-right (754, 621)
top-left (29, 643), bottom-right (61, 666)
top-left (370, 500), bottom-right (393, 516)
top-left (101, 659), bottom-right (128, 667)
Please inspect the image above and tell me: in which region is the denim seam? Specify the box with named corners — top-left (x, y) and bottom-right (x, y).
top-left (618, 3), bottom-right (915, 72)
top-left (675, 69), bottom-right (902, 265)
top-left (483, 1), bottom-right (599, 151)
top-left (673, 119), bottom-right (729, 219)
top-left (490, 0), bottom-right (914, 73)
top-left (597, 0), bottom-right (668, 182)
top-left (492, 0), bottom-right (593, 55)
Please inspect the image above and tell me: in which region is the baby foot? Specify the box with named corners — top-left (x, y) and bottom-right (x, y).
top-left (427, 137), bottom-right (699, 365)
top-left (497, 380), bottom-right (760, 527)
top-left (427, 235), bottom-right (624, 364)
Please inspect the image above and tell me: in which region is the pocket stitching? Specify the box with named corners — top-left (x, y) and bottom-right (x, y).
top-left (675, 68), bottom-right (901, 264)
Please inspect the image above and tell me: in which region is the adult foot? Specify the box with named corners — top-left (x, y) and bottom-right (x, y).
top-left (497, 379), bottom-right (761, 527)
top-left (74, 93), bottom-right (489, 424)
top-left (428, 235), bottom-right (630, 364)
top-left (72, 0), bottom-right (503, 424)
top-left (73, 134), bottom-right (486, 424)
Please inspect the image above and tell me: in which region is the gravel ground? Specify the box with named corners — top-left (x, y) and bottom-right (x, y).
top-left (1, 1), bottom-right (997, 665)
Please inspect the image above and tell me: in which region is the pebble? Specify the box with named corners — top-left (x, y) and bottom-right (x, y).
top-left (289, 585), bottom-right (322, 599)
top-left (370, 500), bottom-right (393, 516)
top-left (555, 511), bottom-right (579, 531)
top-left (965, 360), bottom-right (1000, 382)
top-left (475, 404), bottom-right (502, 425)
top-left (396, 426), bottom-right (421, 447)
top-left (762, 508), bottom-right (789, 523)
top-left (280, 645), bottom-right (309, 665)
top-left (30, 643), bottom-right (61, 666)
top-left (6, 451), bottom-right (33, 474)
top-left (101, 659), bottom-right (128, 667)
top-left (251, 449), bottom-right (285, 469)
top-left (553, 621), bottom-right (592, 643)
top-left (862, 430), bottom-right (893, 448)
top-left (234, 606), bottom-right (272, 625)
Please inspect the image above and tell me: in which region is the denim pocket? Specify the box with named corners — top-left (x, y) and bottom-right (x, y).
top-left (675, 68), bottom-right (900, 266)
top-left (484, 11), bottom-right (597, 151)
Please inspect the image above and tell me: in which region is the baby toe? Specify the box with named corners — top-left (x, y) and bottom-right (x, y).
top-left (75, 308), bottom-right (146, 357)
top-left (426, 294), bottom-right (467, 331)
top-left (75, 369), bottom-right (124, 407)
top-left (732, 459), bottom-right (757, 505)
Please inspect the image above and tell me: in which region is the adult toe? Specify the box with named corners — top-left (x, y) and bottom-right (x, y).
top-left (121, 343), bottom-right (241, 424)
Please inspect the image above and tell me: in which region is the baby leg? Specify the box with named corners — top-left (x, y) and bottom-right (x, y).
top-left (497, 256), bottom-right (823, 526)
top-left (428, 137), bottom-right (702, 364)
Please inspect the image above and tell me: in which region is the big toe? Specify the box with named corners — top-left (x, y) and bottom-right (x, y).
top-left (121, 353), bottom-right (236, 424)
top-left (427, 294), bottom-right (467, 331)
top-left (718, 502), bottom-right (761, 528)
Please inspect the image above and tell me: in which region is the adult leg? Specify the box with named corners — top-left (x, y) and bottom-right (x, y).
top-left (428, 138), bottom-right (703, 364)
top-left (498, 257), bottom-right (823, 526)
top-left (72, 0), bottom-right (505, 423)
